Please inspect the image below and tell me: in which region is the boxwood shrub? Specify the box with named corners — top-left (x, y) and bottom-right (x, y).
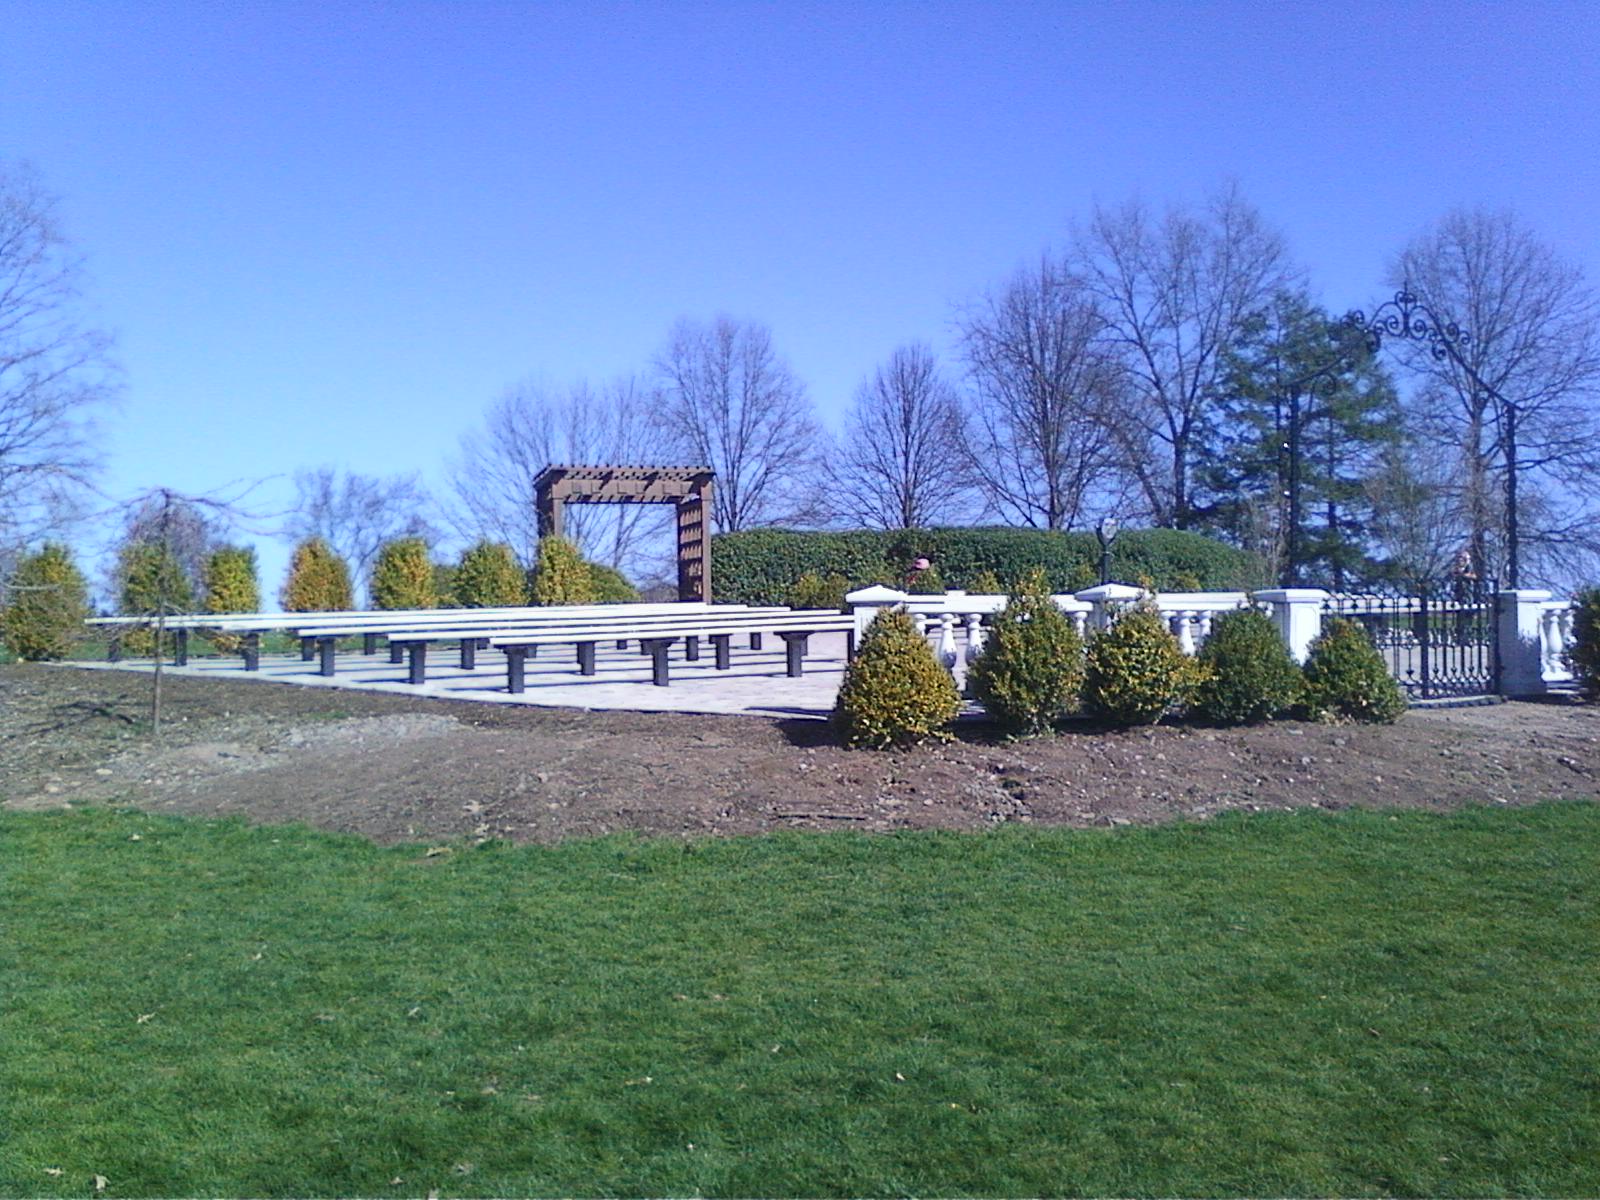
top-left (712, 526), bottom-right (1265, 604)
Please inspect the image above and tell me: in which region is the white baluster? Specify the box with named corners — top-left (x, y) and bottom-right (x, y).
top-left (1176, 610), bottom-right (1197, 655)
top-left (965, 613), bottom-right (986, 664)
top-left (937, 614), bottom-right (959, 672)
top-left (1072, 611), bottom-right (1087, 638)
top-left (1541, 608), bottom-right (1561, 675)
top-left (1560, 607), bottom-right (1576, 668)
top-left (1197, 610), bottom-right (1214, 648)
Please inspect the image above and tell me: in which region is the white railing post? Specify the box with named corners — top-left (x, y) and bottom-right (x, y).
top-left (1074, 583), bottom-right (1147, 631)
top-left (936, 614), bottom-right (959, 672)
top-left (845, 585), bottom-right (909, 644)
top-left (964, 612), bottom-right (986, 664)
top-left (1498, 589), bottom-right (1553, 696)
top-left (1252, 588), bottom-right (1329, 664)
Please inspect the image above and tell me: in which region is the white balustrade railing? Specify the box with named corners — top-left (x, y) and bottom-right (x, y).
top-left (846, 583), bottom-right (1579, 695)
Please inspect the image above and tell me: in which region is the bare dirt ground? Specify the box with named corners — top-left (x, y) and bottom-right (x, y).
top-left (3, 662), bottom-right (1596, 845)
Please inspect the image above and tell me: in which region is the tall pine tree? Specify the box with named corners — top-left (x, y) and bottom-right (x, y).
top-left (1205, 291), bottom-right (1401, 587)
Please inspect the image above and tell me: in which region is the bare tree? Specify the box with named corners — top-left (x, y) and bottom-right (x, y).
top-left (1363, 440), bottom-right (1469, 590)
top-left (0, 160), bottom-right (115, 575)
top-left (824, 343), bottom-right (971, 529)
top-left (653, 316), bottom-right (822, 532)
top-left (956, 258), bottom-right (1127, 529)
top-left (1390, 207), bottom-right (1600, 586)
top-left (1073, 183), bottom-right (1296, 528)
top-left (446, 375), bottom-right (667, 573)
top-left (286, 467), bottom-right (437, 602)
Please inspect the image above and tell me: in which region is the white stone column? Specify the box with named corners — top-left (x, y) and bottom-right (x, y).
top-left (1252, 588), bottom-right (1329, 664)
top-left (845, 585), bottom-right (910, 643)
top-left (1073, 583), bottom-right (1147, 631)
top-left (1498, 589), bottom-right (1554, 696)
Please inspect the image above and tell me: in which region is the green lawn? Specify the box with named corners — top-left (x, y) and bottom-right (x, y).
top-left (3, 803), bottom-right (1597, 1197)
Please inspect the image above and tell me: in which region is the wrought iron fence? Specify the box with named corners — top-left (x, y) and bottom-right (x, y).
top-left (1322, 580), bottom-right (1500, 700)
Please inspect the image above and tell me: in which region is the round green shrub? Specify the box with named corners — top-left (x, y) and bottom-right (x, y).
top-left (371, 537), bottom-right (437, 610)
top-left (453, 541), bottom-right (526, 607)
top-left (203, 545), bottom-right (260, 651)
top-left (967, 571), bottom-right (1084, 737)
top-left (1191, 607), bottom-right (1302, 724)
top-left (2, 543), bottom-right (89, 661)
top-left (1082, 602), bottom-right (1201, 726)
top-left (834, 607), bottom-right (962, 749)
top-left (530, 535), bottom-right (596, 606)
top-left (586, 561), bottom-right (639, 604)
top-left (1570, 587), bottom-right (1600, 699)
top-left (281, 537), bottom-right (353, 613)
top-left (787, 571), bottom-right (849, 611)
top-left (1301, 617), bottom-right (1406, 723)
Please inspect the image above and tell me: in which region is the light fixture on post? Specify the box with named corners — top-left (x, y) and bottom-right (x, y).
top-left (1096, 516), bottom-right (1120, 585)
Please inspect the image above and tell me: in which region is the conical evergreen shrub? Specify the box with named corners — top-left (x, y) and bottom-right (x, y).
top-left (203, 545), bottom-right (260, 652)
top-left (530, 535), bottom-right (596, 606)
top-left (371, 537), bottom-right (436, 610)
top-left (1082, 601), bottom-right (1201, 726)
top-left (453, 541), bottom-right (527, 608)
top-left (967, 570), bottom-right (1084, 737)
top-left (833, 607), bottom-right (962, 749)
top-left (2, 543), bottom-right (89, 661)
top-left (1191, 607), bottom-right (1302, 724)
top-left (118, 540), bottom-right (196, 657)
top-left (1301, 617), bottom-right (1406, 723)
top-left (280, 537), bottom-right (353, 612)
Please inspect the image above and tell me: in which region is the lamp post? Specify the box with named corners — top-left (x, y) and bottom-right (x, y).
top-left (1343, 289), bottom-right (1523, 587)
top-left (1096, 516), bottom-right (1120, 585)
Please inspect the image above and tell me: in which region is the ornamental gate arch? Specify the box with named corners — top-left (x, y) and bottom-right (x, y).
top-left (533, 464), bottom-right (715, 602)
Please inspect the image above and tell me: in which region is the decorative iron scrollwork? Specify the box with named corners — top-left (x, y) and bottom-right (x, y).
top-left (1343, 289), bottom-right (1470, 362)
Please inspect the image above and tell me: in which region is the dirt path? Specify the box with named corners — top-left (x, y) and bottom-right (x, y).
top-left (3, 663), bottom-right (1596, 844)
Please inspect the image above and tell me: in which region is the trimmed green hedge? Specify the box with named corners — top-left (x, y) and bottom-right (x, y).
top-left (711, 527), bottom-right (1266, 605)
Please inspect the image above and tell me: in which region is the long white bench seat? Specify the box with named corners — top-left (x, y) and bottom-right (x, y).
top-left (287, 607), bottom-right (794, 675)
top-left (90, 603), bottom-right (737, 668)
top-left (390, 611), bottom-right (856, 689)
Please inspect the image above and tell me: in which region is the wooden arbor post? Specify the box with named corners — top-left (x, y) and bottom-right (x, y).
top-left (532, 464), bottom-right (715, 603)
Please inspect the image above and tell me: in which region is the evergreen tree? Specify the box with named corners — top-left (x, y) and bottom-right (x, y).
top-left (453, 541), bottom-right (527, 607)
top-left (370, 537), bottom-right (436, 610)
top-left (203, 545), bottom-right (260, 652)
top-left (530, 535), bottom-right (596, 606)
top-left (2, 543), bottom-right (89, 660)
top-left (1206, 291), bottom-right (1401, 587)
top-left (118, 539), bottom-right (195, 656)
top-left (280, 537), bottom-right (353, 612)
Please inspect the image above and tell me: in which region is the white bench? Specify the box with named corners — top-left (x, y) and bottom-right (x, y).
top-left (385, 610), bottom-right (856, 689)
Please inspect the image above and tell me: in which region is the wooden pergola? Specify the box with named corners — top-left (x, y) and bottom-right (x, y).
top-left (533, 464), bottom-right (715, 602)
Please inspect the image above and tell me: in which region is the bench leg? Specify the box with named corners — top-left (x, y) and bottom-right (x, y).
top-left (242, 632), bottom-right (260, 671)
top-left (616, 639), bottom-right (628, 650)
top-left (459, 638), bottom-right (476, 670)
top-left (644, 639), bottom-right (674, 686)
top-left (847, 629), bottom-right (857, 660)
top-left (577, 641), bottom-right (596, 675)
top-left (408, 643), bottom-right (427, 686)
top-left (363, 632), bottom-right (378, 655)
top-left (780, 632), bottom-right (811, 677)
top-left (750, 632), bottom-right (763, 651)
top-left (300, 636), bottom-right (315, 662)
top-left (174, 627), bottom-right (189, 667)
top-left (319, 637), bottom-right (337, 677)
top-left (685, 635), bottom-right (700, 662)
top-left (713, 634), bottom-right (731, 670)
top-left (389, 641), bottom-right (405, 664)
top-left (506, 647), bottom-right (526, 694)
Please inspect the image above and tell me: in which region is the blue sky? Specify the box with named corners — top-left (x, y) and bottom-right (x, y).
top-left (4, 0), bottom-right (1598, 598)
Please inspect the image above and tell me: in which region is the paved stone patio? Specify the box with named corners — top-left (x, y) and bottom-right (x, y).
top-left (71, 631), bottom-right (860, 719)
